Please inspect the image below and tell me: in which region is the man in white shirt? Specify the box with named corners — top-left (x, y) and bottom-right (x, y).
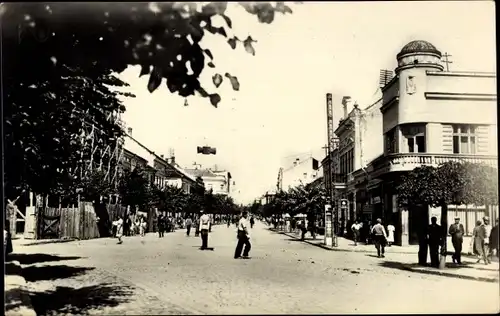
top-left (483, 217), bottom-right (492, 263)
top-left (199, 210), bottom-right (211, 250)
top-left (351, 220), bottom-right (362, 246)
top-left (234, 211), bottom-right (251, 259)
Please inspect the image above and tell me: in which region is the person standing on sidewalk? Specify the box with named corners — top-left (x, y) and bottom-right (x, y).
top-left (448, 217), bottom-right (465, 264)
top-left (234, 211), bottom-right (251, 259)
top-left (490, 218), bottom-right (499, 259)
top-left (351, 220), bottom-right (361, 246)
top-left (386, 223), bottom-right (395, 247)
top-left (158, 212), bottom-right (166, 238)
top-left (250, 216), bottom-right (255, 229)
top-left (371, 218), bottom-right (387, 258)
top-left (483, 217), bottom-right (493, 263)
top-left (427, 217), bottom-right (443, 268)
top-left (199, 210), bottom-right (211, 250)
top-left (472, 220), bottom-right (488, 264)
top-left (185, 216), bottom-right (193, 236)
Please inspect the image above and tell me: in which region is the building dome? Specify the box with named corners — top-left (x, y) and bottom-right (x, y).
top-left (397, 40), bottom-right (442, 58)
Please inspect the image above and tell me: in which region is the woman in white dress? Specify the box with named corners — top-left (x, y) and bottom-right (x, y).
top-left (386, 223), bottom-right (395, 246)
top-left (113, 217), bottom-right (124, 244)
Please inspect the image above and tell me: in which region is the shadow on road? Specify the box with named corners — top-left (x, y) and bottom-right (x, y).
top-left (7, 253), bottom-right (82, 265)
top-left (22, 239), bottom-right (79, 247)
top-left (29, 283), bottom-right (135, 315)
top-left (23, 265), bottom-right (95, 282)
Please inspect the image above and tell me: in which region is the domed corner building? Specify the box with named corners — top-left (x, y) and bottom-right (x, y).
top-left (348, 39), bottom-right (498, 247)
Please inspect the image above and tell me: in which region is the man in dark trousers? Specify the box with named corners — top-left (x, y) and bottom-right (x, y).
top-left (428, 216), bottom-right (443, 268)
top-left (448, 216), bottom-right (465, 264)
top-left (185, 216), bottom-right (193, 236)
top-left (234, 211), bottom-right (251, 259)
top-left (199, 210), bottom-right (211, 250)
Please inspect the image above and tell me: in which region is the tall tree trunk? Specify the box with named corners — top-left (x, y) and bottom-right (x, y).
top-left (439, 203), bottom-right (448, 269)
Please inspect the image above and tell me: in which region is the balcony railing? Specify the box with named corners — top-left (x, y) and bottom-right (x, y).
top-left (370, 153), bottom-right (498, 178)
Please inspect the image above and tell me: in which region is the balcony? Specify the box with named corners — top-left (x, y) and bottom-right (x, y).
top-left (370, 153), bottom-right (498, 178)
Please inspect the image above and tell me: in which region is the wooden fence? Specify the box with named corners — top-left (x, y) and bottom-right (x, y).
top-left (38, 202), bottom-right (100, 240)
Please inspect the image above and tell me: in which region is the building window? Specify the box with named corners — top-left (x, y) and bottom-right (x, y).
top-left (453, 125), bottom-right (476, 154)
top-left (401, 124), bottom-right (426, 153)
top-left (385, 129), bottom-right (396, 154)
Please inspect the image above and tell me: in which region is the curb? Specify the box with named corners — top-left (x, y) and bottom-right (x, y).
top-left (278, 231), bottom-right (499, 283)
top-left (403, 265), bottom-right (499, 283)
top-left (5, 260), bottom-right (36, 316)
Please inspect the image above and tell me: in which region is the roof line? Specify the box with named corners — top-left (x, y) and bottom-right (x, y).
top-left (124, 133), bottom-right (198, 183)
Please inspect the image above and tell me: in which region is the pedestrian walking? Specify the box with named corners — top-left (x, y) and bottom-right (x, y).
top-left (185, 216), bottom-right (193, 236)
top-left (490, 218), bottom-right (499, 259)
top-left (199, 210), bottom-right (211, 250)
top-left (351, 220), bottom-right (361, 246)
top-left (234, 211), bottom-right (251, 259)
top-left (250, 216), bottom-right (255, 229)
top-left (427, 217), bottom-right (443, 268)
top-left (227, 215), bottom-right (231, 228)
top-left (371, 218), bottom-right (387, 258)
top-left (113, 216), bottom-right (124, 244)
top-left (386, 223), bottom-right (395, 247)
top-left (158, 212), bottom-right (166, 238)
top-left (139, 216), bottom-right (146, 237)
top-left (483, 217), bottom-right (493, 262)
top-left (448, 217), bottom-right (465, 264)
top-left (472, 220), bottom-right (488, 264)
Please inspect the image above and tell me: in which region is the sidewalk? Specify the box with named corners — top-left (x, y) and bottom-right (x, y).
top-left (5, 260), bottom-right (36, 316)
top-left (275, 228), bottom-right (499, 283)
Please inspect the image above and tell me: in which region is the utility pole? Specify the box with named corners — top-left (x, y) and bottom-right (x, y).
top-left (441, 52), bottom-right (453, 72)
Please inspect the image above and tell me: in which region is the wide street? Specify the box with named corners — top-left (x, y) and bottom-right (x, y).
top-left (11, 222), bottom-right (500, 315)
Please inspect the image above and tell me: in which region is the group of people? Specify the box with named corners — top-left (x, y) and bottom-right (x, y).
top-left (112, 214), bottom-right (148, 244)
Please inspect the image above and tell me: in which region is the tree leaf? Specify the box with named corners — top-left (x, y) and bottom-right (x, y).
top-left (209, 93), bottom-right (221, 107)
top-left (225, 73), bottom-right (240, 91)
top-left (227, 37), bottom-right (238, 49)
top-left (147, 68), bottom-right (163, 93)
top-left (212, 73), bottom-right (223, 88)
top-left (203, 49), bottom-right (214, 60)
top-left (275, 2), bottom-right (293, 14)
top-left (207, 62), bottom-right (215, 68)
top-left (221, 14), bottom-right (232, 28)
top-left (243, 36), bottom-right (256, 56)
top-left (205, 25), bottom-right (227, 37)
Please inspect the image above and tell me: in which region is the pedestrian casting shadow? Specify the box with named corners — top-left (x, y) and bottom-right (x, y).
top-left (28, 283), bottom-right (135, 315)
top-left (7, 253), bottom-right (82, 265)
top-left (23, 265), bottom-right (95, 282)
top-left (378, 260), bottom-right (498, 283)
top-left (365, 254), bottom-right (380, 258)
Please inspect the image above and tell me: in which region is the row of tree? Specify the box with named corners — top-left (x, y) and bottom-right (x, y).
top-left (256, 182), bottom-right (326, 224)
top-left (73, 167), bottom-right (240, 216)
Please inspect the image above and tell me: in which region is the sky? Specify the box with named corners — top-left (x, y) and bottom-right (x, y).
top-left (117, 1), bottom-right (496, 204)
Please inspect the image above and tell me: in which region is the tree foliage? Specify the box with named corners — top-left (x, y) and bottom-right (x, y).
top-left (4, 70), bottom-right (130, 197)
top-left (117, 167), bottom-right (151, 209)
top-left (2, 2), bottom-right (295, 107)
top-left (397, 161), bottom-right (498, 208)
top-left (263, 184), bottom-right (326, 220)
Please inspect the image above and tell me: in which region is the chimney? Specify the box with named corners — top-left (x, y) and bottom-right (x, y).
top-left (160, 154), bottom-right (164, 159)
top-left (127, 127), bottom-right (133, 135)
top-left (342, 96), bottom-right (352, 119)
top-left (170, 156), bottom-right (175, 164)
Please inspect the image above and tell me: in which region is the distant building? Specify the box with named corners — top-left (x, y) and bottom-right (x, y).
top-left (120, 129), bottom-right (203, 194)
top-left (323, 40), bottom-right (498, 246)
top-left (184, 167), bottom-right (233, 196)
top-left (281, 156), bottom-right (321, 191)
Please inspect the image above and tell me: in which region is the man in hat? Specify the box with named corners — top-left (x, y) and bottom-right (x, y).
top-left (448, 216), bottom-right (465, 264)
top-left (370, 218), bottom-right (387, 258)
top-left (483, 216), bottom-right (492, 263)
top-left (427, 217), bottom-right (443, 268)
top-left (199, 209), bottom-right (211, 250)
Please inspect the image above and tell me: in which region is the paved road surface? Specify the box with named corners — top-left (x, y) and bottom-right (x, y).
top-left (13, 222), bottom-right (500, 314)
